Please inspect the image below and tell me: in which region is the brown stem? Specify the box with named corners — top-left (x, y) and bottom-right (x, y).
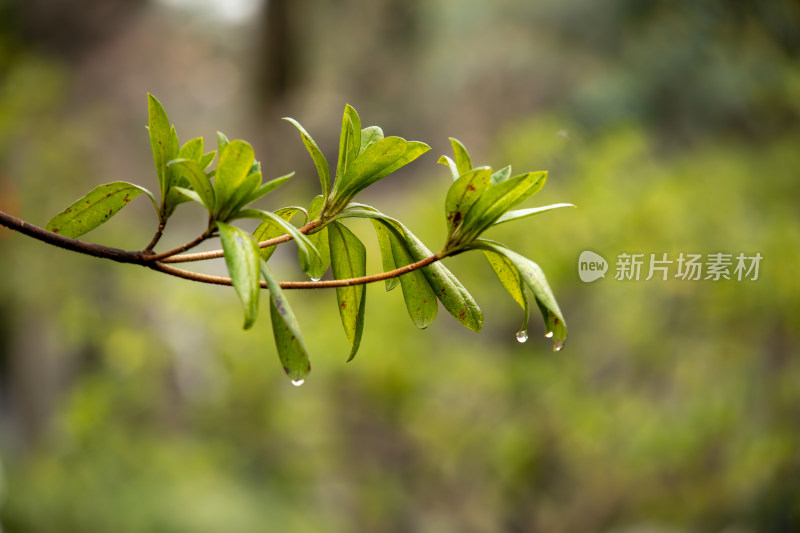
top-left (144, 221), bottom-right (166, 252)
top-left (143, 232), bottom-right (212, 262)
top-left (0, 209), bottom-right (442, 290)
top-left (161, 220), bottom-right (317, 263)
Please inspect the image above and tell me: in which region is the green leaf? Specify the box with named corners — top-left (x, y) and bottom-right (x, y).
top-left (445, 166), bottom-right (492, 238)
top-left (217, 222), bottom-right (261, 330)
top-left (223, 171), bottom-right (262, 219)
top-left (148, 94), bottom-right (179, 205)
top-left (178, 137), bottom-right (203, 161)
top-left (252, 207), bottom-right (307, 261)
top-left (234, 209), bottom-right (321, 276)
top-left (214, 140), bottom-right (256, 217)
top-left (370, 219), bottom-right (400, 291)
top-left (217, 131), bottom-right (230, 153)
top-left (335, 105), bottom-right (361, 183)
top-left (241, 172), bottom-right (294, 207)
top-left (469, 241), bottom-right (566, 350)
top-left (328, 222), bottom-right (367, 360)
top-left (490, 165), bottom-right (512, 184)
top-left (402, 229), bottom-right (483, 332)
top-left (167, 159), bottom-right (215, 209)
top-left (330, 138), bottom-right (430, 211)
top-left (492, 203), bottom-right (576, 226)
top-left (482, 250), bottom-right (530, 333)
top-left (360, 126), bottom-right (384, 152)
top-left (449, 137), bottom-right (472, 175)
top-left (337, 204), bottom-right (482, 331)
top-left (46, 182), bottom-right (154, 238)
top-left (168, 186), bottom-right (204, 206)
top-left (376, 220), bottom-right (437, 329)
top-left (457, 171), bottom-right (548, 244)
top-left (283, 117), bottom-right (331, 202)
top-left (305, 195), bottom-right (330, 280)
top-left (437, 155), bottom-right (460, 181)
top-left (199, 151), bottom-right (217, 170)
top-left (261, 262), bottom-right (311, 382)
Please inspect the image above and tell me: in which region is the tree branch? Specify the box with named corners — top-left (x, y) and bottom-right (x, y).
top-left (0, 209), bottom-right (442, 290)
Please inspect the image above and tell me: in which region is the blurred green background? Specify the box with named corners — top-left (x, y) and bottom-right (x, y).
top-left (1, 0), bottom-right (799, 531)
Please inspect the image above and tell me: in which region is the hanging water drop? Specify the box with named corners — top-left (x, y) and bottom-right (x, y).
top-left (515, 330), bottom-right (529, 343)
top-left (545, 331), bottom-right (554, 338)
top-left (291, 379), bottom-right (305, 387)
top-left (310, 277), bottom-right (321, 282)
top-left (553, 342), bottom-right (563, 352)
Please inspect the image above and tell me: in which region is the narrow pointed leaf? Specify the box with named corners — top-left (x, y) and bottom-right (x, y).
top-left (234, 209), bottom-right (321, 276)
top-left (490, 165), bottom-right (512, 185)
top-left (483, 250), bottom-right (530, 332)
top-left (217, 222), bottom-right (261, 330)
top-left (360, 126), bottom-right (383, 152)
top-left (459, 171), bottom-right (548, 242)
top-left (199, 151), bottom-right (217, 170)
top-left (214, 140), bottom-right (255, 214)
top-left (178, 137), bottom-right (203, 161)
top-left (402, 229), bottom-right (483, 332)
top-left (242, 172), bottom-right (294, 206)
top-left (370, 219), bottom-right (400, 291)
top-left (336, 105), bottom-right (361, 182)
top-left (46, 182), bottom-right (154, 238)
top-left (437, 155), bottom-right (460, 181)
top-left (493, 203), bottom-right (576, 226)
top-left (283, 117), bottom-right (331, 200)
top-left (379, 220), bottom-right (437, 329)
top-left (148, 94), bottom-right (178, 202)
top-left (449, 137), bottom-right (472, 175)
top-left (261, 262), bottom-right (311, 381)
top-left (328, 222), bottom-right (367, 360)
top-left (445, 166), bottom-right (492, 237)
top-left (252, 207), bottom-right (307, 261)
top-left (305, 195), bottom-right (330, 280)
top-left (168, 186), bottom-right (204, 206)
top-left (217, 131), bottom-right (230, 153)
top-left (469, 241), bottom-right (566, 349)
top-left (167, 159), bottom-right (215, 208)
top-left (223, 171), bottom-right (262, 219)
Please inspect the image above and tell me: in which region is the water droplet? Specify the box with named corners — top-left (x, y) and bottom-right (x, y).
top-left (515, 330), bottom-right (528, 343)
top-left (545, 331), bottom-right (554, 338)
top-left (553, 342), bottom-right (564, 352)
top-left (310, 277), bottom-right (321, 282)
top-left (291, 379), bottom-right (305, 387)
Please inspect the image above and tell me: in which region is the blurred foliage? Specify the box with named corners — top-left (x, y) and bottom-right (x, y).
top-left (1, 0), bottom-right (799, 532)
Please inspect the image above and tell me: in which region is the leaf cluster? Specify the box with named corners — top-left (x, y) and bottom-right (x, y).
top-left (42, 95), bottom-right (572, 383)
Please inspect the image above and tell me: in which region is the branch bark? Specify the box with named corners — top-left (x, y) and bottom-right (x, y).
top-left (0, 210), bottom-right (441, 290)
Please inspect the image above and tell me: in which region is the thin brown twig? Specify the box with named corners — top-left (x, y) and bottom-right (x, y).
top-left (0, 209), bottom-right (442, 290)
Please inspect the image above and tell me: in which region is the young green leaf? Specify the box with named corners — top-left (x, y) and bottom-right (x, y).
top-left (335, 105), bottom-right (361, 183)
top-left (490, 165), bottom-right (512, 185)
top-left (437, 155), bottom-right (460, 181)
top-left (401, 229), bottom-right (483, 332)
top-left (46, 182), bottom-right (155, 238)
top-left (330, 138), bottom-right (430, 211)
top-left (217, 222), bottom-right (261, 330)
top-left (214, 140), bottom-right (255, 217)
top-left (482, 249), bottom-right (530, 334)
top-left (261, 262), bottom-right (311, 382)
top-left (378, 220), bottom-right (437, 329)
top-left (283, 117), bottom-right (331, 203)
top-left (445, 166), bottom-right (492, 238)
top-left (252, 207), bottom-right (307, 261)
top-left (370, 219), bottom-right (400, 291)
top-left (469, 241), bottom-right (566, 350)
top-left (449, 137), bottom-right (472, 176)
top-left (147, 94), bottom-right (179, 205)
top-left (217, 131), bottom-right (230, 153)
top-left (178, 137), bottom-right (203, 161)
top-left (167, 159), bottom-right (215, 209)
top-left (241, 172), bottom-right (294, 207)
top-left (234, 209), bottom-right (321, 277)
top-left (360, 126), bottom-right (383, 152)
top-left (305, 195), bottom-right (330, 280)
top-left (328, 221), bottom-right (367, 360)
top-left (456, 171), bottom-right (547, 244)
top-left (492, 203), bottom-right (576, 226)
top-left (168, 186), bottom-right (204, 207)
